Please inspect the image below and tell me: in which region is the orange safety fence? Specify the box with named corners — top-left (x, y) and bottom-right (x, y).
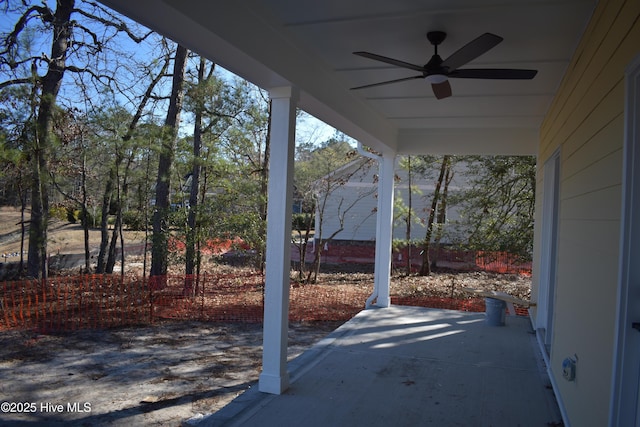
top-left (475, 251), bottom-right (532, 276)
top-left (0, 273), bottom-right (268, 332)
top-left (386, 247), bottom-right (532, 275)
top-left (151, 272), bottom-right (265, 323)
top-left (1, 270), bottom-right (528, 333)
top-left (1, 275), bottom-right (151, 332)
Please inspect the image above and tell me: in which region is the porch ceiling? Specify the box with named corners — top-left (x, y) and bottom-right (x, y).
top-left (99, 0), bottom-right (596, 156)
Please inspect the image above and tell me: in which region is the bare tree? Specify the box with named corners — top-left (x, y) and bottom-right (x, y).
top-left (95, 46), bottom-right (170, 274)
top-left (430, 157), bottom-right (454, 270)
top-left (308, 172), bottom-right (375, 283)
top-left (420, 155), bottom-right (451, 276)
top-left (406, 155), bottom-right (413, 274)
top-left (47, 110), bottom-right (94, 271)
top-left (394, 155), bottom-right (421, 275)
top-left (294, 141), bottom-right (374, 283)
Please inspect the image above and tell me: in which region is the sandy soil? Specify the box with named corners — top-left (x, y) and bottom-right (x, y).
top-left (0, 320), bottom-right (343, 426)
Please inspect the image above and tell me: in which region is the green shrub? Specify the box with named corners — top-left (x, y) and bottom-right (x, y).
top-left (292, 213), bottom-right (314, 232)
top-left (122, 210), bottom-right (148, 231)
top-left (66, 207), bottom-right (79, 223)
top-left (49, 205), bottom-right (67, 221)
top-left (78, 209), bottom-right (97, 228)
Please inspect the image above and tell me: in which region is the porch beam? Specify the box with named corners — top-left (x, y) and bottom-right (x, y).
top-left (259, 86), bottom-right (298, 395)
top-left (397, 128), bottom-right (538, 156)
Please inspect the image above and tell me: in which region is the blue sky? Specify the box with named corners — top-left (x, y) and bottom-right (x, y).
top-left (0, 0), bottom-right (340, 147)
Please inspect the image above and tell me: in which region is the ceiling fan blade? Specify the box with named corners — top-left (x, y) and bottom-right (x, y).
top-left (441, 33), bottom-right (503, 71)
top-left (351, 75), bottom-right (423, 90)
top-left (353, 51), bottom-right (425, 72)
top-left (450, 68), bottom-right (538, 79)
top-left (432, 80), bottom-right (452, 100)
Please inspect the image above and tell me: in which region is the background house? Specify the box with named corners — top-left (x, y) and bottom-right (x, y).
top-left (315, 156), bottom-right (469, 244)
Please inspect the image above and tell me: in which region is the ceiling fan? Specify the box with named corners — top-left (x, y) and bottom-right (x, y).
top-left (351, 31), bottom-right (538, 100)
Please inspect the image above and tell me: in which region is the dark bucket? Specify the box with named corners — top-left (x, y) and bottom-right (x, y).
top-left (485, 297), bottom-right (506, 326)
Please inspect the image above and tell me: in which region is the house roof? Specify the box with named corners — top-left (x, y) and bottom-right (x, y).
top-left (99, 0), bottom-right (596, 156)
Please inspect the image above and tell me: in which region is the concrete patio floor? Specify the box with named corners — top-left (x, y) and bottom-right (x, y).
top-left (194, 305), bottom-right (561, 427)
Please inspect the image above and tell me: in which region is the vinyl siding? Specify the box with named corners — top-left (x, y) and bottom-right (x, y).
top-left (533, 0), bottom-right (640, 425)
top-left (316, 158), bottom-right (469, 243)
top-left (317, 181), bottom-right (378, 241)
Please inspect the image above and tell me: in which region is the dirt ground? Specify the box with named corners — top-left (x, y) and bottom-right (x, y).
top-left (0, 320), bottom-right (343, 426)
top-left (0, 207), bottom-right (147, 259)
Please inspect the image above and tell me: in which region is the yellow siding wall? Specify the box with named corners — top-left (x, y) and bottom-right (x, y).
top-left (534, 0), bottom-right (640, 425)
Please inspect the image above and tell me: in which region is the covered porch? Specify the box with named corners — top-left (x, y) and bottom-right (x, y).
top-left (196, 306), bottom-right (560, 426)
top-left (94, 1), bottom-right (600, 424)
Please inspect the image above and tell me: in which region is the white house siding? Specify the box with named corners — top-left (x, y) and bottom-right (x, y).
top-left (532, 1), bottom-right (640, 425)
top-left (317, 181), bottom-right (378, 241)
top-left (315, 157), bottom-right (468, 244)
top-left (313, 159), bottom-right (377, 242)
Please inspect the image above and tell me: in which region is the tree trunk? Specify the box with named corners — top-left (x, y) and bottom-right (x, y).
top-left (186, 57), bottom-right (210, 286)
top-left (150, 44), bottom-right (189, 279)
top-left (419, 155), bottom-right (450, 276)
top-left (80, 150), bottom-right (91, 272)
top-left (294, 212), bottom-right (314, 281)
top-left (431, 156), bottom-right (452, 270)
top-left (27, 0), bottom-right (75, 279)
top-left (143, 148), bottom-right (153, 278)
top-left (19, 191), bottom-right (27, 274)
top-left (96, 166), bottom-right (115, 273)
top-left (406, 155), bottom-right (412, 275)
top-left (258, 100), bottom-right (271, 273)
top-left (105, 208), bottom-right (122, 273)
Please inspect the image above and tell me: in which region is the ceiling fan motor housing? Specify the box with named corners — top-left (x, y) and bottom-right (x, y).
top-left (427, 31), bottom-right (447, 46)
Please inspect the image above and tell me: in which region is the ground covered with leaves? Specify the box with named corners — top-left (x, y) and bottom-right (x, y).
top-left (390, 270), bottom-right (531, 300)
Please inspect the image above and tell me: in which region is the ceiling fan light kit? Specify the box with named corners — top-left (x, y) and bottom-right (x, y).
top-left (425, 74), bottom-right (448, 84)
top-left (352, 31), bottom-right (538, 100)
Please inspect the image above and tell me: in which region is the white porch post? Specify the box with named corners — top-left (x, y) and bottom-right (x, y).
top-left (374, 151), bottom-right (396, 307)
top-left (259, 86), bottom-right (298, 395)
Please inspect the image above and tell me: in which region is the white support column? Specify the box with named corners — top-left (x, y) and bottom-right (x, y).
top-left (259, 86), bottom-right (298, 395)
top-left (373, 151), bottom-right (396, 307)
